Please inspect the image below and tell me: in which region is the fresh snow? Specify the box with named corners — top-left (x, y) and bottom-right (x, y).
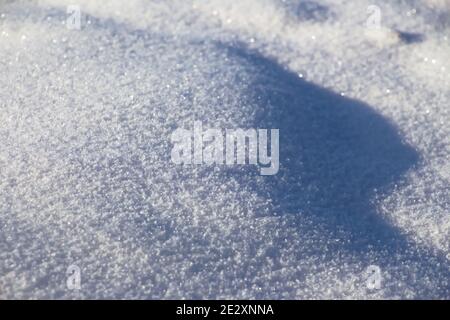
top-left (0, 0), bottom-right (449, 299)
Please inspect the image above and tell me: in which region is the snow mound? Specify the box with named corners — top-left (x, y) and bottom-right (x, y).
top-left (0, 0), bottom-right (448, 299)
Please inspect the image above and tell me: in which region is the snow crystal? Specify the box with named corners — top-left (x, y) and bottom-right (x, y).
top-left (0, 0), bottom-right (448, 299)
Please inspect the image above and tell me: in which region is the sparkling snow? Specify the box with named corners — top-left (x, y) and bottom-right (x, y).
top-left (0, 0), bottom-right (448, 299)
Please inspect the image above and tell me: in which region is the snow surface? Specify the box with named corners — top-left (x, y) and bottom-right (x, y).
top-left (0, 0), bottom-right (449, 299)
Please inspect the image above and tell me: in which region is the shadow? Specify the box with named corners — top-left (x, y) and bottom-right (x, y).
top-left (284, 0), bottom-right (334, 23)
top-left (397, 30), bottom-right (425, 44)
top-left (219, 44), bottom-right (449, 297)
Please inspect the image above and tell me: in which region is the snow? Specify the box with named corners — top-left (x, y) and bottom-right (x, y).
top-left (0, 0), bottom-right (448, 299)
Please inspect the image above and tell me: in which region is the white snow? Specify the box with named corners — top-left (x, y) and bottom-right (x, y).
top-left (0, 0), bottom-right (448, 299)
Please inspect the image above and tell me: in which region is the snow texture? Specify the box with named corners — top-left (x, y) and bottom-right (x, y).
top-left (0, 0), bottom-right (449, 299)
